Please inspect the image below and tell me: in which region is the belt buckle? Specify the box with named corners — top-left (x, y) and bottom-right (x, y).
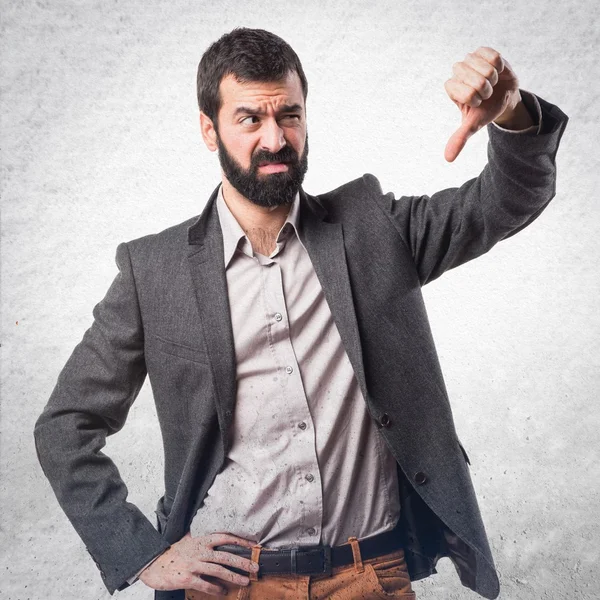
top-left (291, 545), bottom-right (332, 577)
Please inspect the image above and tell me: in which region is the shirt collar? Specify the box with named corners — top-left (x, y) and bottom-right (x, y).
top-left (216, 185), bottom-right (302, 268)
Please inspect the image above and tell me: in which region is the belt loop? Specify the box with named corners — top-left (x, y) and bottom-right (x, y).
top-left (347, 536), bottom-right (364, 573)
top-left (290, 547), bottom-right (298, 575)
top-left (249, 544), bottom-right (262, 582)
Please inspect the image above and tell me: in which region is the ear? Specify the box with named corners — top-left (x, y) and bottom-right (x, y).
top-left (199, 111), bottom-right (218, 152)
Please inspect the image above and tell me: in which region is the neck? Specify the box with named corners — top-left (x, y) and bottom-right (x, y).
top-left (220, 177), bottom-right (292, 235)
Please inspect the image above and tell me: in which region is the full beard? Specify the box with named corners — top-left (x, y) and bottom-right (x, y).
top-left (216, 134), bottom-right (309, 208)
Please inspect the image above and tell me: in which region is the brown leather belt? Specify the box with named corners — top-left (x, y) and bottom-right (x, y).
top-left (214, 524), bottom-right (403, 578)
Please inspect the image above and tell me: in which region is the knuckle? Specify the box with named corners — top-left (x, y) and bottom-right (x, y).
top-left (468, 90), bottom-right (481, 104)
top-left (483, 66), bottom-right (495, 80)
top-left (479, 81), bottom-right (493, 99)
top-left (474, 74), bottom-right (487, 88)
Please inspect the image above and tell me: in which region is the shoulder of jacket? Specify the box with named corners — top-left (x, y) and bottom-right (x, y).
top-left (310, 174), bottom-right (384, 218)
top-left (315, 173), bottom-right (382, 200)
top-left (122, 214), bottom-right (199, 254)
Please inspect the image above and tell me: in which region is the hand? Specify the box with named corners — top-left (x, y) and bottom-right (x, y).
top-left (444, 47), bottom-right (524, 162)
top-left (139, 532), bottom-right (259, 596)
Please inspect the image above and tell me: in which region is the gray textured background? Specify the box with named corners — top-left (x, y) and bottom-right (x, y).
top-left (2, 0), bottom-right (599, 598)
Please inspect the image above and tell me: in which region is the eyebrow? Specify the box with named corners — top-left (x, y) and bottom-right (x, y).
top-left (233, 103), bottom-right (303, 117)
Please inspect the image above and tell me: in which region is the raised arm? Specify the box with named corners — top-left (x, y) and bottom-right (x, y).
top-left (367, 49), bottom-right (568, 285)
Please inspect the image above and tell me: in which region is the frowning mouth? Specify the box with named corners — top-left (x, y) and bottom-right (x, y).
top-left (257, 162), bottom-right (289, 173)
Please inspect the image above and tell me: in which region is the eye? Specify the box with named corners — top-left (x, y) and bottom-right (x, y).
top-left (240, 115), bottom-right (260, 125)
top-left (280, 114), bottom-right (301, 123)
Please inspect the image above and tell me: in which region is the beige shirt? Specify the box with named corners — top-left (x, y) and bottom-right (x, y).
top-left (188, 187), bottom-right (401, 548)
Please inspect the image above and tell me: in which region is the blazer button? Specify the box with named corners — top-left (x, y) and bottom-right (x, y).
top-left (379, 413), bottom-right (391, 428)
top-left (414, 471), bottom-right (427, 485)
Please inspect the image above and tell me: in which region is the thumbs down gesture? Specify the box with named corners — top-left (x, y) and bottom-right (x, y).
top-left (443, 47), bottom-right (535, 162)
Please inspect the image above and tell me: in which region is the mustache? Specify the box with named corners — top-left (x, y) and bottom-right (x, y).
top-left (250, 145), bottom-right (300, 170)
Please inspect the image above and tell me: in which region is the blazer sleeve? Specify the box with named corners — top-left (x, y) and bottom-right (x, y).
top-left (366, 91), bottom-right (569, 286)
top-left (33, 241), bottom-right (170, 594)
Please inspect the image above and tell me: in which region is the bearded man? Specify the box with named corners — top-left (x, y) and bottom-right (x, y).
top-left (34, 27), bottom-right (568, 600)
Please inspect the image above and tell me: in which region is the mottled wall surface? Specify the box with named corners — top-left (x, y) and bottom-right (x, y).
top-left (2, 0), bottom-right (598, 598)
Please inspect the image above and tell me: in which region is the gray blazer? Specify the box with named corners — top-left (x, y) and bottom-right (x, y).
top-left (34, 93), bottom-right (568, 600)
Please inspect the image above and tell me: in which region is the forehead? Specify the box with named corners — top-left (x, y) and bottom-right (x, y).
top-left (218, 71), bottom-right (305, 113)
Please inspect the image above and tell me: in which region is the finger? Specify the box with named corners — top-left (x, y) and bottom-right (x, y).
top-left (210, 550), bottom-right (258, 575)
top-left (187, 573), bottom-right (228, 596)
top-left (463, 52), bottom-right (499, 88)
top-left (444, 78), bottom-right (483, 108)
top-left (472, 47), bottom-right (504, 74)
top-left (497, 57), bottom-right (519, 85)
top-left (451, 61), bottom-right (494, 101)
top-left (445, 127), bottom-right (467, 162)
top-left (444, 118), bottom-right (479, 162)
top-left (204, 533), bottom-right (257, 549)
top-left (195, 561), bottom-right (251, 587)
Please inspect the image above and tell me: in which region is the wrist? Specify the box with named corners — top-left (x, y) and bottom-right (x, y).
top-left (493, 93), bottom-right (535, 130)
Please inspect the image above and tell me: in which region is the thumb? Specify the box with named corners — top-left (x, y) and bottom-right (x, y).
top-left (444, 121), bottom-right (475, 162)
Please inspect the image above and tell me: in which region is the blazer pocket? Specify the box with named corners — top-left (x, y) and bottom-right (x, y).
top-left (151, 334), bottom-right (209, 364)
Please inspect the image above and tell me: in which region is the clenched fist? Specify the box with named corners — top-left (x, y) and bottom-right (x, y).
top-left (139, 532), bottom-right (259, 596)
top-left (444, 47), bottom-right (534, 162)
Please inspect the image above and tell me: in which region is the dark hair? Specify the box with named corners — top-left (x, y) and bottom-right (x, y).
top-left (196, 28), bottom-right (308, 124)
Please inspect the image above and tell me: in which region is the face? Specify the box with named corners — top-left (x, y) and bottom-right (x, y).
top-left (200, 72), bottom-right (308, 208)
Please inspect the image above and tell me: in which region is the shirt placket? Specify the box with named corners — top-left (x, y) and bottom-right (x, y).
top-left (257, 249), bottom-right (324, 544)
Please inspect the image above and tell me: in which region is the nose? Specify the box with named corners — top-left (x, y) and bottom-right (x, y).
top-left (260, 118), bottom-right (286, 153)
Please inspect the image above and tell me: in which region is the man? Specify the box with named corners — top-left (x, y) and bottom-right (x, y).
top-left (34, 27), bottom-right (568, 600)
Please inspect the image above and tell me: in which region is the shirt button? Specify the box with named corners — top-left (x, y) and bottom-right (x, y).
top-left (298, 422), bottom-right (307, 430)
top-left (275, 312), bottom-right (283, 322)
top-left (305, 473), bottom-right (314, 482)
top-left (285, 366), bottom-right (294, 374)
top-left (307, 527), bottom-right (316, 536)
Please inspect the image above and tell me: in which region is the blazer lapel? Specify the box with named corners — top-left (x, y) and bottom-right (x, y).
top-left (299, 190), bottom-right (369, 400)
top-left (187, 186), bottom-right (237, 450)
